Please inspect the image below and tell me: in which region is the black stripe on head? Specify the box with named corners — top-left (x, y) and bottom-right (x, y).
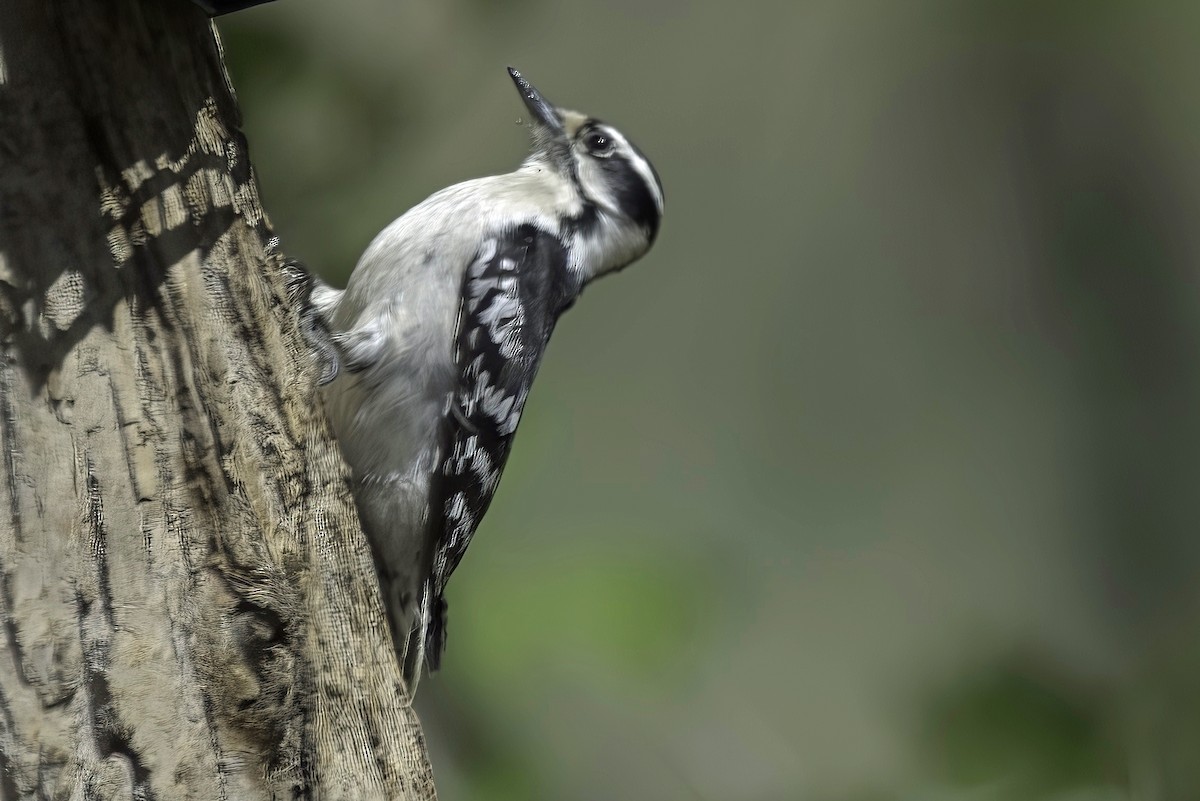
top-left (575, 120), bottom-right (663, 242)
top-left (598, 154), bottom-right (662, 242)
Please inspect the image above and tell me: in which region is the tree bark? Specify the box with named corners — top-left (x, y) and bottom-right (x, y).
top-left (0, 1), bottom-right (436, 798)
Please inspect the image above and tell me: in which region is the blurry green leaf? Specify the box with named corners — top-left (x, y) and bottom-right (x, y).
top-left (920, 657), bottom-right (1119, 796)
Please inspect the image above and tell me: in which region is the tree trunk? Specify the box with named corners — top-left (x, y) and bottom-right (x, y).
top-left (0, 1), bottom-right (436, 798)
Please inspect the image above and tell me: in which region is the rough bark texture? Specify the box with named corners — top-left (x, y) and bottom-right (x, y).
top-left (0, 1), bottom-right (437, 798)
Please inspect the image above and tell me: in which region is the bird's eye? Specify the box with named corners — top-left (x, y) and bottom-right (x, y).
top-left (583, 129), bottom-right (614, 156)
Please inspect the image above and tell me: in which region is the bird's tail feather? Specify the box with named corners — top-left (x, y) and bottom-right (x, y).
top-left (400, 584), bottom-right (430, 695)
top-left (399, 581), bottom-right (449, 694)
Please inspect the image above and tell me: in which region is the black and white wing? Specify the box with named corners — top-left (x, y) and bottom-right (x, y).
top-left (415, 223), bottom-right (579, 673)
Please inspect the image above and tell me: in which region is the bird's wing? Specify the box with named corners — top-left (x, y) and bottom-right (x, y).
top-left (333, 314), bottom-right (389, 373)
top-left (411, 223), bottom-right (577, 675)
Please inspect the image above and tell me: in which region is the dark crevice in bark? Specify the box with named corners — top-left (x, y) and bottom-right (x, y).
top-left (195, 684), bottom-right (232, 801)
top-left (0, 571), bottom-right (33, 693)
top-left (0, 361), bottom-right (36, 695)
top-left (0, 361), bottom-right (25, 545)
top-left (79, 463), bottom-right (157, 799)
top-left (85, 468), bottom-right (117, 623)
top-left (77, 589), bottom-right (157, 800)
top-left (0, 724), bottom-right (22, 801)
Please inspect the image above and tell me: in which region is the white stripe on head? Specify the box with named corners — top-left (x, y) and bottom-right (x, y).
top-left (624, 143), bottom-right (664, 215)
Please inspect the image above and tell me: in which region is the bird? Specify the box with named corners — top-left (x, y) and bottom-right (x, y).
top-left (311, 67), bottom-right (663, 689)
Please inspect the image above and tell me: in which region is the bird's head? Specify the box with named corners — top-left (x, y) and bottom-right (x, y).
top-left (508, 67), bottom-right (664, 279)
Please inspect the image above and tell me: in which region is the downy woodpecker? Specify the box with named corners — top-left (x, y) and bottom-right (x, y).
top-left (314, 68), bottom-right (663, 687)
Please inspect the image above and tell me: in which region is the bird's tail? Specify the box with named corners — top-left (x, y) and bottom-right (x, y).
top-left (400, 582), bottom-right (449, 694)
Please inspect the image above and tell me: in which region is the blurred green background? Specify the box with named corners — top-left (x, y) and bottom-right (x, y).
top-left (220, 2), bottom-right (1200, 799)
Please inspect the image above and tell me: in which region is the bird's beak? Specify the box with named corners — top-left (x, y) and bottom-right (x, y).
top-left (507, 67), bottom-right (564, 135)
